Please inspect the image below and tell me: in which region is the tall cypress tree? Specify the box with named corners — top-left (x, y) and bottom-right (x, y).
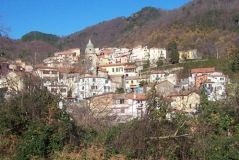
top-left (231, 51), bottom-right (239, 72)
top-left (167, 41), bottom-right (179, 64)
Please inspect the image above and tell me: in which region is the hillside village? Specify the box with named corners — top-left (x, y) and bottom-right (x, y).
top-left (3, 0), bottom-right (239, 158)
top-left (0, 39), bottom-right (229, 123)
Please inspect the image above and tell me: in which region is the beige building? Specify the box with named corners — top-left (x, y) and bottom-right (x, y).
top-left (87, 93), bottom-right (147, 123)
top-left (155, 80), bottom-right (176, 96)
top-left (168, 91), bottom-right (200, 114)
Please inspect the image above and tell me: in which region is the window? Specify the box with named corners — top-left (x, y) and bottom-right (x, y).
top-left (131, 80), bottom-right (134, 84)
top-left (60, 88), bottom-right (66, 93)
top-left (220, 78), bottom-right (224, 81)
top-left (217, 86), bottom-right (222, 90)
top-left (105, 79), bottom-right (108, 83)
top-left (92, 78), bottom-right (96, 82)
top-left (112, 68), bottom-right (115, 72)
top-left (52, 71), bottom-right (58, 74)
top-left (116, 68), bottom-right (119, 72)
top-left (43, 70), bottom-right (50, 74)
top-left (93, 93), bottom-right (96, 96)
top-left (91, 86), bottom-right (97, 90)
top-left (137, 100), bottom-right (142, 104)
top-left (82, 86), bottom-right (84, 90)
top-left (59, 73), bottom-right (63, 79)
top-left (120, 99), bottom-right (124, 104)
top-left (137, 108), bottom-right (143, 117)
top-left (51, 88), bottom-right (57, 93)
top-left (189, 104), bottom-right (192, 108)
top-left (120, 108), bottom-right (125, 113)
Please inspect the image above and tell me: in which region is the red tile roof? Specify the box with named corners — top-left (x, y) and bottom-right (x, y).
top-left (126, 93), bottom-right (146, 100)
top-left (191, 67), bottom-right (215, 73)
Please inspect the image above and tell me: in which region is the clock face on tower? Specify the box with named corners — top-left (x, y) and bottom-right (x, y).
top-left (89, 56), bottom-right (92, 61)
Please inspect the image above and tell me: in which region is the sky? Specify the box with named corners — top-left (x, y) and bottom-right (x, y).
top-left (0, 0), bottom-right (191, 39)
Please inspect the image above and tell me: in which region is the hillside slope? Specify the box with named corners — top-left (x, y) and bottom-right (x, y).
top-left (1, 0), bottom-right (239, 62)
top-left (61, 0), bottom-right (239, 57)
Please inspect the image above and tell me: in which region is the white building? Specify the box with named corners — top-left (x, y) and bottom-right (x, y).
top-left (149, 48), bottom-right (167, 63)
top-left (54, 48), bottom-right (80, 58)
top-left (44, 48), bottom-right (81, 67)
top-left (44, 81), bottom-right (68, 98)
top-left (73, 75), bottom-right (113, 100)
top-left (99, 63), bottom-right (137, 77)
top-left (35, 66), bottom-right (59, 81)
top-left (112, 93), bottom-right (147, 123)
top-left (130, 46), bottom-right (149, 62)
top-left (113, 48), bottom-right (130, 57)
top-left (149, 71), bottom-right (177, 85)
top-left (88, 93), bottom-right (147, 124)
top-left (203, 72), bottom-right (228, 101)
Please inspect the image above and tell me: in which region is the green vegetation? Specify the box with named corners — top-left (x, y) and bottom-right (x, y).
top-left (115, 87), bottom-right (125, 93)
top-left (1, 72), bottom-right (239, 159)
top-left (231, 51), bottom-right (239, 73)
top-left (90, 87), bottom-right (239, 159)
top-left (0, 75), bottom-right (79, 159)
top-left (143, 59), bottom-right (150, 71)
top-left (155, 58), bottom-right (239, 81)
top-left (167, 41), bottom-right (179, 64)
top-left (125, 7), bottom-right (161, 32)
top-left (21, 31), bottom-right (59, 45)
top-left (156, 58), bottom-right (164, 68)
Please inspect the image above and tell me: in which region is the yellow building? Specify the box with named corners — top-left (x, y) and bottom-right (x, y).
top-left (179, 49), bottom-right (198, 62)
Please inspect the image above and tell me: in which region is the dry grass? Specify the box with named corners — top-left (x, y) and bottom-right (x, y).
top-left (53, 145), bottom-right (126, 160)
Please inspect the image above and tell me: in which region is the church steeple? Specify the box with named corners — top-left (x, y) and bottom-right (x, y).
top-left (85, 39), bottom-right (95, 54)
top-left (87, 39), bottom-right (94, 48)
top-left (84, 39), bottom-right (97, 74)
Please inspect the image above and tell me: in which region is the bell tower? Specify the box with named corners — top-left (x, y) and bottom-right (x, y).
top-left (85, 39), bottom-right (97, 74)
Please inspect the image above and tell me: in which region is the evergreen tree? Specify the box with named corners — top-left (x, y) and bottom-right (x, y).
top-left (143, 59), bottom-right (150, 71)
top-left (231, 51), bottom-right (239, 72)
top-left (167, 41), bottom-right (179, 64)
top-left (156, 58), bottom-right (164, 68)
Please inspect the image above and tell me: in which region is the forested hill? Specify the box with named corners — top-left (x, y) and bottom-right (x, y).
top-left (62, 0), bottom-right (239, 57)
top-left (1, 0), bottom-right (239, 62)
